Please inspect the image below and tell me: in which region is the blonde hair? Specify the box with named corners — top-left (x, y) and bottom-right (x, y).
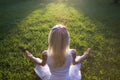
top-left (48, 24), bottom-right (70, 67)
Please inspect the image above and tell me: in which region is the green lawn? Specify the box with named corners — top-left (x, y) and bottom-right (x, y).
top-left (0, 0), bottom-right (120, 80)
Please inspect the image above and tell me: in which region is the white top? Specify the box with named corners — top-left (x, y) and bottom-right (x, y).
top-left (34, 49), bottom-right (81, 80)
top-left (47, 49), bottom-right (73, 80)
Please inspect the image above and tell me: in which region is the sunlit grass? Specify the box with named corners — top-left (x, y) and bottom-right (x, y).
top-left (0, 0), bottom-right (120, 80)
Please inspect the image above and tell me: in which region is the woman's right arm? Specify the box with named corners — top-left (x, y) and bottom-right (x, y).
top-left (77, 48), bottom-right (91, 63)
top-left (72, 48), bottom-right (91, 65)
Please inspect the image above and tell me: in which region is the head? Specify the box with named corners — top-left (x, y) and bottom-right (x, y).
top-left (48, 24), bottom-right (70, 67)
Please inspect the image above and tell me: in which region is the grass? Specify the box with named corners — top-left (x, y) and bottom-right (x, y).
top-left (0, 0), bottom-right (120, 80)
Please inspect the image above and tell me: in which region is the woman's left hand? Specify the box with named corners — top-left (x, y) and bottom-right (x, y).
top-left (25, 50), bottom-right (33, 58)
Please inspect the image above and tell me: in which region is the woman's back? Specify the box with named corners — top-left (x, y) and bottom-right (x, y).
top-left (47, 49), bottom-right (73, 80)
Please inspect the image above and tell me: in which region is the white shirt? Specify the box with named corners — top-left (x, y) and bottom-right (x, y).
top-left (47, 49), bottom-right (73, 80)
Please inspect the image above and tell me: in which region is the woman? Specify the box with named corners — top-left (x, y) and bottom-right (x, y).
top-left (25, 24), bottom-right (90, 80)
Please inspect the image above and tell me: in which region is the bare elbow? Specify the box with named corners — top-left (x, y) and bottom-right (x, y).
top-left (72, 61), bottom-right (81, 65)
top-left (40, 63), bottom-right (46, 66)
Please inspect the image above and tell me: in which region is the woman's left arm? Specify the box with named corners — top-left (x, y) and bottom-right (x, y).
top-left (25, 50), bottom-right (47, 66)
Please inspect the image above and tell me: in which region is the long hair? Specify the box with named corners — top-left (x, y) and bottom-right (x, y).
top-left (48, 24), bottom-right (70, 67)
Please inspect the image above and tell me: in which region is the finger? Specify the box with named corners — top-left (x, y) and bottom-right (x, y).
top-left (25, 50), bottom-right (31, 56)
top-left (87, 48), bottom-right (91, 53)
top-left (84, 48), bottom-right (91, 55)
top-left (87, 48), bottom-right (91, 51)
top-left (25, 50), bottom-right (30, 54)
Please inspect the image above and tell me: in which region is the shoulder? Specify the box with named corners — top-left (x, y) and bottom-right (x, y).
top-left (70, 49), bottom-right (76, 54)
top-left (42, 50), bottom-right (48, 60)
top-left (69, 49), bottom-right (76, 61)
top-left (42, 50), bottom-right (48, 56)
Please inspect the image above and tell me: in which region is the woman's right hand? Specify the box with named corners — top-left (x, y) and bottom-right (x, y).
top-left (83, 48), bottom-right (91, 56)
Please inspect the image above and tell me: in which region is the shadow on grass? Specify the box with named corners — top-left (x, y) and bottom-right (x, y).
top-left (0, 0), bottom-right (53, 40)
top-left (67, 0), bottom-right (120, 33)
